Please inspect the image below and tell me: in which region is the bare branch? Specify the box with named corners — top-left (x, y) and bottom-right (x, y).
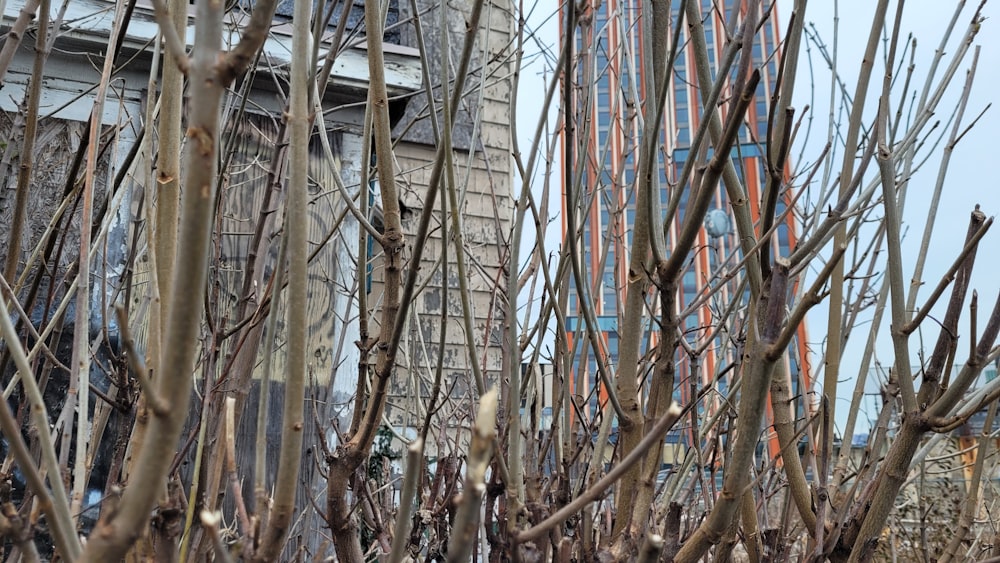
top-left (515, 402), bottom-right (682, 544)
top-left (449, 390), bottom-right (498, 563)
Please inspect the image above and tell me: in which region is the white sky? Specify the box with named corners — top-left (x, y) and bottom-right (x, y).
top-left (513, 1), bottom-right (1000, 437)
top-left (790, 1), bottom-right (1000, 434)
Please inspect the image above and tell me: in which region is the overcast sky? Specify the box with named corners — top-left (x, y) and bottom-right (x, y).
top-left (514, 1), bottom-right (1000, 436)
top-left (789, 1), bottom-right (1000, 433)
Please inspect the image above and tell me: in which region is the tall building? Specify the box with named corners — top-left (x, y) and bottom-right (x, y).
top-left (563, 0), bottom-right (810, 454)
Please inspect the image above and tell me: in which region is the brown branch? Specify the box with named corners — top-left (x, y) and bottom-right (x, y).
top-left (113, 305), bottom-right (168, 416)
top-left (0, 0), bottom-right (42, 87)
top-left (903, 216), bottom-right (993, 335)
top-left (219, 0), bottom-right (281, 84)
top-left (929, 289), bottom-right (1000, 418)
top-left (637, 534), bottom-right (665, 563)
top-left (673, 258), bottom-right (789, 562)
top-left (938, 397), bottom-right (996, 563)
top-left (387, 438), bottom-right (424, 563)
top-left (249, 0), bottom-right (310, 556)
top-left (768, 242), bottom-right (848, 360)
top-left (200, 511), bottom-right (236, 563)
top-left (917, 207), bottom-right (988, 409)
top-left (823, 0), bottom-right (892, 460)
top-left (877, 92), bottom-right (918, 415)
top-left (148, 0), bottom-right (190, 73)
top-left (325, 3), bottom-right (424, 560)
top-left (844, 238), bottom-right (1000, 562)
top-left (388, 0), bottom-right (487, 371)
top-left (683, 0), bottom-right (764, 298)
top-left (660, 68), bottom-right (761, 283)
top-left (3, 0), bottom-right (48, 283)
top-left (759, 106), bottom-right (795, 277)
top-left (514, 402), bottom-right (682, 544)
top-left (449, 391), bottom-right (498, 563)
top-left (786, 133), bottom-right (878, 269)
top-left (0, 503), bottom-right (40, 562)
top-left (78, 0), bottom-right (228, 556)
top-left (769, 356), bottom-right (818, 535)
top-left (0, 301), bottom-right (79, 559)
top-left (927, 376), bottom-right (1000, 433)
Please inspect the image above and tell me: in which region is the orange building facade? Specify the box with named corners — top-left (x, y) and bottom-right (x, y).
top-left (562, 0), bottom-right (811, 459)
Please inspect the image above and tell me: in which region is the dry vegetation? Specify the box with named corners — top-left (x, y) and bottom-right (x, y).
top-left (0, 0), bottom-right (996, 561)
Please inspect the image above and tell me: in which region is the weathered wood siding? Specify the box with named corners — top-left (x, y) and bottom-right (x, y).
top-left (368, 0), bottom-right (515, 436)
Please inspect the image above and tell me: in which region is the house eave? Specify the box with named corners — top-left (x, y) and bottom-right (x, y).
top-left (3, 0), bottom-right (423, 102)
